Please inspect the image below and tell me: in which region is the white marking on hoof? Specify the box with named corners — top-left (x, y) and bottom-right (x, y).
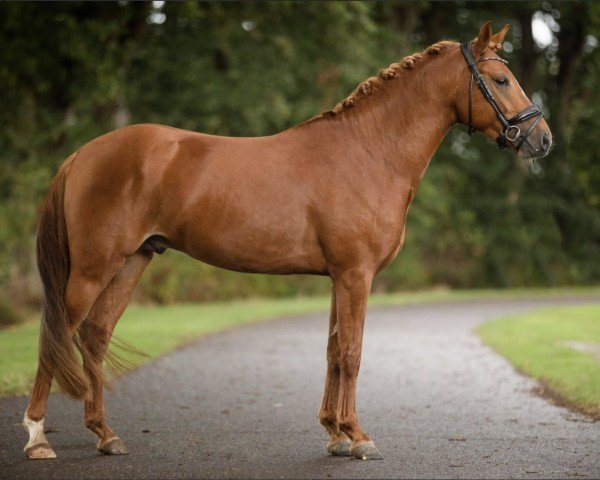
top-left (23, 414), bottom-right (56, 459)
top-left (26, 444), bottom-right (57, 459)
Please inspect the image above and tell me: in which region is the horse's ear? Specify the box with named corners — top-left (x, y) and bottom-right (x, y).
top-left (489, 24), bottom-right (510, 51)
top-left (473, 21), bottom-right (493, 56)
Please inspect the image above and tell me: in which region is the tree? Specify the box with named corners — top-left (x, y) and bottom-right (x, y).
top-left (0, 1), bottom-right (598, 314)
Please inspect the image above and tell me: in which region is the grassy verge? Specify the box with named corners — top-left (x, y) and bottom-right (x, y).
top-left (1, 287), bottom-right (598, 398)
top-left (477, 304), bottom-right (600, 419)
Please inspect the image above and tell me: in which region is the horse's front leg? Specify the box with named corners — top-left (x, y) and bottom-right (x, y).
top-left (332, 268), bottom-right (382, 460)
top-left (319, 285), bottom-right (352, 456)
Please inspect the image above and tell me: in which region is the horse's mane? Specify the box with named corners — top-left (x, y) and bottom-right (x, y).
top-left (315, 40), bottom-right (456, 119)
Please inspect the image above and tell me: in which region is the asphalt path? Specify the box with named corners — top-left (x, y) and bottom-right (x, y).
top-left (2, 297), bottom-right (599, 479)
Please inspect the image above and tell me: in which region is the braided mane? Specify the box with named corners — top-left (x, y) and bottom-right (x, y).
top-left (321, 40), bottom-right (456, 117)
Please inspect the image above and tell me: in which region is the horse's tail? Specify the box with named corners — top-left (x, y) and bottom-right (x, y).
top-left (36, 152), bottom-right (91, 400)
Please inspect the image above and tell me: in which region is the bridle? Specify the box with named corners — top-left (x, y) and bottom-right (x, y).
top-left (460, 42), bottom-right (543, 150)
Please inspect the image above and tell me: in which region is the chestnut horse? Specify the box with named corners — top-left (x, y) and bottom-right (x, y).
top-left (24, 22), bottom-right (551, 460)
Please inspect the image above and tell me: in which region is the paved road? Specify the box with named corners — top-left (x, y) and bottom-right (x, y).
top-left (2, 297), bottom-right (599, 479)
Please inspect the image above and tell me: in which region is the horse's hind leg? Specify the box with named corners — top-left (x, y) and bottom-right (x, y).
top-left (23, 369), bottom-right (55, 458)
top-left (23, 256), bottom-right (126, 459)
top-left (79, 252), bottom-right (152, 455)
top-left (319, 285), bottom-right (351, 456)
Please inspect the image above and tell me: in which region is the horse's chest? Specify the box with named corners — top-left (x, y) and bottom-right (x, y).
top-left (371, 191), bottom-right (414, 269)
top-left (376, 225), bottom-right (406, 272)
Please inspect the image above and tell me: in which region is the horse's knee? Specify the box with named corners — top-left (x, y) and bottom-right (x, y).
top-left (325, 354), bottom-right (340, 373)
top-left (338, 347), bottom-right (361, 375)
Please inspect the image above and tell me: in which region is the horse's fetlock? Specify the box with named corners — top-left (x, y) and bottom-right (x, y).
top-left (319, 413), bottom-right (337, 428)
top-left (84, 414), bottom-right (104, 431)
top-left (338, 419), bottom-right (358, 436)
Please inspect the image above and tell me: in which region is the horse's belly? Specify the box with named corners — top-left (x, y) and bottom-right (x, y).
top-left (170, 217), bottom-right (328, 275)
top-left (184, 241), bottom-right (327, 275)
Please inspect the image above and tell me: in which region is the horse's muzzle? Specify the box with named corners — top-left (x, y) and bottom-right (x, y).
top-left (518, 130), bottom-right (552, 159)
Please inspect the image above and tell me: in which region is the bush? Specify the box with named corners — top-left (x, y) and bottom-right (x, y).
top-left (0, 301), bottom-right (22, 327)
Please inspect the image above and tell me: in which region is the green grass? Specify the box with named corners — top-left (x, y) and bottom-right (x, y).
top-left (1, 287), bottom-right (598, 398)
top-left (477, 304), bottom-right (600, 418)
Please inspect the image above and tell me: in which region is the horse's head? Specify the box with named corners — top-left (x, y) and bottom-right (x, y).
top-left (457, 21), bottom-right (552, 159)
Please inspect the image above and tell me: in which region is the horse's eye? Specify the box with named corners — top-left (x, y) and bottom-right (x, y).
top-left (495, 76), bottom-right (509, 86)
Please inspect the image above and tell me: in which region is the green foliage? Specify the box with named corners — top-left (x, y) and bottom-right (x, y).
top-left (0, 301), bottom-right (21, 327)
top-left (0, 1), bottom-right (598, 307)
top-left (478, 304), bottom-right (600, 417)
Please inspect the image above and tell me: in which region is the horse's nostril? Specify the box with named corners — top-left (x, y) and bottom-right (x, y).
top-left (542, 133), bottom-right (551, 151)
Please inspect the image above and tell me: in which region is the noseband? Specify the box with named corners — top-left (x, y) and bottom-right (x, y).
top-left (460, 42), bottom-right (543, 150)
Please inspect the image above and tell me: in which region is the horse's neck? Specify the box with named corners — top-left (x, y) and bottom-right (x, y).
top-left (302, 57), bottom-right (459, 189)
top-left (354, 78), bottom-right (455, 184)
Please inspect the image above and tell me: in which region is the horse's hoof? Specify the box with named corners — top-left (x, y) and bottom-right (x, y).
top-left (327, 438), bottom-right (352, 456)
top-left (97, 437), bottom-right (128, 455)
top-left (24, 442), bottom-right (57, 459)
top-left (351, 441), bottom-right (383, 460)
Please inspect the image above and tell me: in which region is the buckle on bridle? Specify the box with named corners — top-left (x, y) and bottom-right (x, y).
top-left (504, 125), bottom-right (521, 143)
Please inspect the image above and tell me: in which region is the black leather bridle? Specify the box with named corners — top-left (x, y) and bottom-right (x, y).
top-left (460, 42), bottom-right (544, 150)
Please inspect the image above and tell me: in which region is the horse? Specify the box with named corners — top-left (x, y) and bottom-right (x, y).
top-left (23, 21), bottom-right (551, 460)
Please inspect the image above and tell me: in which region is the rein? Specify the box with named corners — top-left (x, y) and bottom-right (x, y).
top-left (460, 42), bottom-right (543, 150)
